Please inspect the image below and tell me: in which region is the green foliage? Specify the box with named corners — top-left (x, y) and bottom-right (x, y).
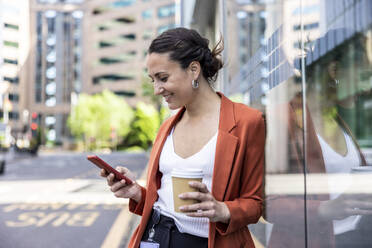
top-left (120, 102), bottom-right (170, 150)
top-left (141, 73), bottom-right (162, 109)
top-left (68, 90), bottom-right (134, 150)
top-left (229, 93), bottom-right (244, 103)
top-left (29, 127), bottom-right (43, 154)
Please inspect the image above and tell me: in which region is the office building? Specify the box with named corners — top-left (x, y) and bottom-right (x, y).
top-left (82, 0), bottom-right (176, 106)
top-left (0, 0), bottom-right (31, 146)
top-left (28, 0), bottom-right (84, 145)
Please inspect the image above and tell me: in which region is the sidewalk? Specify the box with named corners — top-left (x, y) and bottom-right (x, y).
top-left (0, 178), bottom-right (146, 204)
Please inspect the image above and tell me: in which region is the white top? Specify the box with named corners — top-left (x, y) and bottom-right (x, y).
top-left (317, 131), bottom-right (361, 235)
top-left (154, 127), bottom-right (218, 238)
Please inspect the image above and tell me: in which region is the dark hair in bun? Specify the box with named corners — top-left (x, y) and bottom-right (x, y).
top-left (149, 27), bottom-right (224, 84)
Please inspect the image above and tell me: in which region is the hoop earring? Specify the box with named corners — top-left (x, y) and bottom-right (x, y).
top-left (192, 79), bottom-right (199, 89)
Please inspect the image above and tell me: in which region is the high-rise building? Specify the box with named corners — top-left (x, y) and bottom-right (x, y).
top-left (0, 0), bottom-right (31, 147)
top-left (28, 0), bottom-right (84, 145)
top-left (82, 0), bottom-right (176, 106)
top-left (26, 0), bottom-right (176, 146)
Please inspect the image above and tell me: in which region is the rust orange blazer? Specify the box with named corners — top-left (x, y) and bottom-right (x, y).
top-left (127, 93), bottom-right (265, 248)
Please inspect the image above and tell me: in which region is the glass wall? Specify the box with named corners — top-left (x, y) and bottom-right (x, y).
top-left (224, 0), bottom-right (372, 247)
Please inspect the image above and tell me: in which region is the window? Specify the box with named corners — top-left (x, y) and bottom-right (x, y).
top-left (3, 40), bottom-right (19, 48)
top-left (3, 58), bottom-right (18, 65)
top-left (4, 23), bottom-right (19, 30)
top-left (3, 76), bottom-right (19, 84)
top-left (93, 74), bottom-right (135, 84)
top-left (115, 17), bottom-right (135, 24)
top-left (99, 41), bottom-right (114, 48)
top-left (121, 34), bottom-right (136, 40)
top-left (9, 94), bottom-right (19, 102)
top-left (304, 22), bottom-right (319, 30)
top-left (9, 111), bottom-right (19, 120)
top-left (114, 91), bottom-right (136, 97)
top-left (142, 9), bottom-right (153, 19)
top-left (98, 25), bottom-right (109, 31)
top-left (158, 4), bottom-right (175, 18)
top-left (99, 57), bottom-right (124, 64)
top-left (45, 96), bottom-right (56, 107)
top-left (293, 22), bottom-right (319, 31)
top-left (109, 0), bottom-right (136, 8)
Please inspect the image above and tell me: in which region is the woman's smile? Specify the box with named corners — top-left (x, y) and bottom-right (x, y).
top-left (163, 93), bottom-right (173, 102)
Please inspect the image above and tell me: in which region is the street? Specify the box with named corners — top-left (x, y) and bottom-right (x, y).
top-left (0, 151), bottom-right (148, 248)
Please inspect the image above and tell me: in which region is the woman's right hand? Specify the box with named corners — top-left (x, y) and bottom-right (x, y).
top-left (318, 194), bottom-right (372, 221)
top-left (100, 166), bottom-right (142, 203)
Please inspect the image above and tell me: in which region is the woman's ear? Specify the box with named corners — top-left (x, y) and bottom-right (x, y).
top-left (189, 61), bottom-right (201, 79)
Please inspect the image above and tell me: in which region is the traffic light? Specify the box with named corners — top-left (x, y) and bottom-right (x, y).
top-left (31, 112), bottom-right (38, 137)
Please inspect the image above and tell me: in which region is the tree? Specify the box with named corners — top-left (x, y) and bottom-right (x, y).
top-left (68, 90), bottom-right (134, 150)
top-left (141, 73), bottom-right (162, 110)
top-left (120, 102), bottom-right (169, 150)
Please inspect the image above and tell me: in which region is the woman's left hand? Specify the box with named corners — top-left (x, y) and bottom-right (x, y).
top-left (179, 181), bottom-right (231, 223)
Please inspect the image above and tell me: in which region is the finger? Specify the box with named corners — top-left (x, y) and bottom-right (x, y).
top-left (110, 179), bottom-right (127, 192)
top-left (348, 207), bottom-right (372, 215)
top-left (188, 181), bottom-right (209, 193)
top-left (179, 201), bottom-right (214, 213)
top-left (106, 173), bottom-right (116, 186)
top-left (186, 209), bottom-right (215, 218)
top-left (114, 184), bottom-right (137, 198)
top-left (179, 192), bottom-right (213, 202)
top-left (100, 169), bottom-right (108, 177)
top-left (353, 201), bottom-right (372, 210)
top-left (116, 166), bottom-right (129, 174)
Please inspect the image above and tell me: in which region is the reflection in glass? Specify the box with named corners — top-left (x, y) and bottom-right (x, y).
top-left (304, 28), bottom-right (372, 248)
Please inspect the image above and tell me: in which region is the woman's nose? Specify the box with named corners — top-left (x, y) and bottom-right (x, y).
top-left (153, 83), bottom-right (164, 95)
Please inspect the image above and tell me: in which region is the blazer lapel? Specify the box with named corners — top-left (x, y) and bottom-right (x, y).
top-left (147, 93), bottom-right (239, 202)
top-left (147, 108), bottom-right (186, 203)
top-left (212, 93), bottom-right (238, 201)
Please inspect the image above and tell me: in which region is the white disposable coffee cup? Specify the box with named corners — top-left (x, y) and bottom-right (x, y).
top-left (171, 168), bottom-right (203, 213)
top-left (351, 165), bottom-right (372, 173)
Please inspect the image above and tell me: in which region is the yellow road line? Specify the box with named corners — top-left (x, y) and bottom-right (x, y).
top-left (101, 205), bottom-right (131, 248)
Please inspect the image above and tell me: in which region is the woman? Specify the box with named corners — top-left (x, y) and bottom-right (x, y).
top-left (266, 39), bottom-right (371, 248)
top-left (101, 27), bottom-right (265, 248)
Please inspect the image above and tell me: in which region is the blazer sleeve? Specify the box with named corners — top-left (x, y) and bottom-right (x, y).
top-left (216, 112), bottom-right (265, 235)
top-left (129, 185), bottom-right (147, 216)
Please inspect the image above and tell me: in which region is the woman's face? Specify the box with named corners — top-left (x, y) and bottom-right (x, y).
top-left (327, 61), bottom-right (338, 81)
top-left (146, 52), bottom-right (195, 110)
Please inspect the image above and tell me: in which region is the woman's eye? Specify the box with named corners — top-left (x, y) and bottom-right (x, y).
top-left (160, 77), bottom-right (168, 82)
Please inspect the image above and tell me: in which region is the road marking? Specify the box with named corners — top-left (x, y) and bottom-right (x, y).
top-left (101, 205), bottom-right (131, 248)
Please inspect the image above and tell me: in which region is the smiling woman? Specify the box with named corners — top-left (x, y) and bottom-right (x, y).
top-left (100, 27), bottom-right (266, 248)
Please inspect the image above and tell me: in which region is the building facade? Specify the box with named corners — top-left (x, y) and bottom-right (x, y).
top-left (183, 0), bottom-right (372, 247)
top-left (82, 0), bottom-right (176, 106)
top-left (10, 0), bottom-right (176, 146)
top-left (28, 0), bottom-right (84, 146)
top-left (0, 0), bottom-right (31, 147)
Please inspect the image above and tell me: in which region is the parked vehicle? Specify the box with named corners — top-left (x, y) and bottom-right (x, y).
top-left (0, 151), bottom-right (5, 174)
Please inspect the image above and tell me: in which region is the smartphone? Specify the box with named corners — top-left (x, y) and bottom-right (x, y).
top-left (87, 155), bottom-right (133, 184)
